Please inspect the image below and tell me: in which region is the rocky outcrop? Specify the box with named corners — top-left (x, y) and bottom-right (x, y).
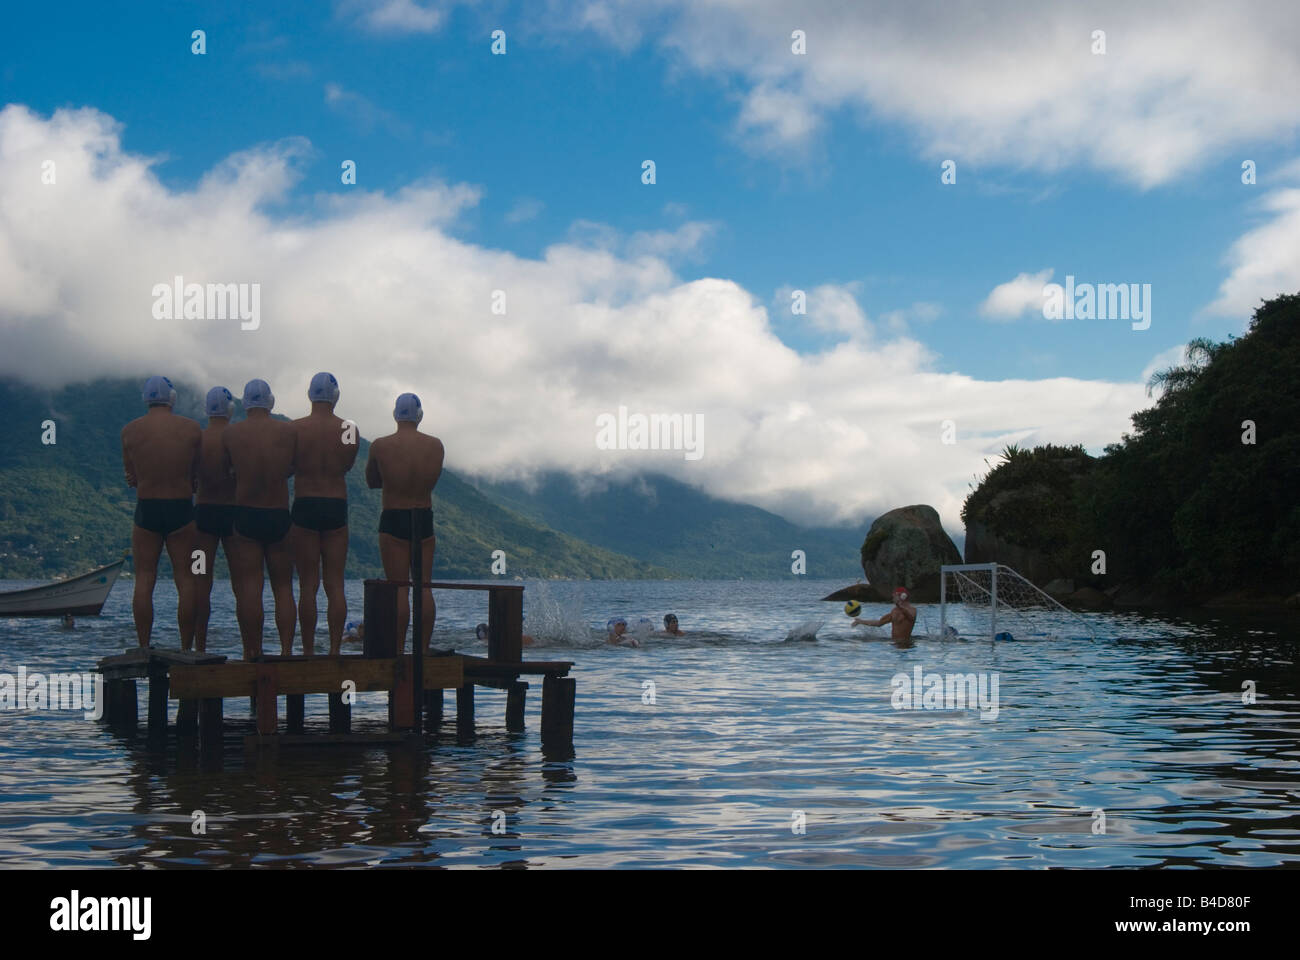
top-left (860, 505), bottom-right (961, 602)
top-left (964, 516), bottom-right (1066, 586)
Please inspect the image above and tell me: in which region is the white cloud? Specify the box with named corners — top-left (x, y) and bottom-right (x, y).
top-left (559, 0), bottom-right (1300, 188)
top-left (339, 0), bottom-right (449, 33)
top-left (980, 269), bottom-right (1053, 321)
top-left (0, 105), bottom-right (1153, 530)
top-left (1206, 185), bottom-right (1300, 320)
top-left (1140, 344), bottom-right (1192, 385)
top-left (324, 83), bottom-right (409, 136)
top-left (505, 197), bottom-right (544, 224)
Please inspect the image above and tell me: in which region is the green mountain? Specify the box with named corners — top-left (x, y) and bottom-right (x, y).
top-left (0, 378), bottom-right (674, 580)
top-left (468, 472), bottom-right (868, 579)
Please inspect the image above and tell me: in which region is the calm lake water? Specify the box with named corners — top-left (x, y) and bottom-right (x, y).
top-left (0, 577), bottom-right (1297, 868)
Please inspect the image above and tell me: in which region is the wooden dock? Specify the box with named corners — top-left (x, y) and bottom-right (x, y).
top-left (94, 580), bottom-right (576, 753)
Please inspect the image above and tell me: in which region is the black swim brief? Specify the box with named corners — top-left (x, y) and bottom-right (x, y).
top-left (379, 508), bottom-right (434, 541)
top-left (194, 503), bottom-right (237, 538)
top-left (134, 498), bottom-right (193, 537)
top-left (234, 506), bottom-right (292, 546)
top-left (291, 496), bottom-right (348, 532)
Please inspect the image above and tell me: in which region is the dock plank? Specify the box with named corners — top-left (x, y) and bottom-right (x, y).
top-left (168, 655), bottom-right (463, 699)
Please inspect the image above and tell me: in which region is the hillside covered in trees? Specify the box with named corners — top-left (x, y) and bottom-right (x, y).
top-left (963, 293), bottom-right (1300, 608)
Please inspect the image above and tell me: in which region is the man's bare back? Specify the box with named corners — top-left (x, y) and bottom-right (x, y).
top-left (292, 409), bottom-right (357, 498)
top-left (223, 416), bottom-right (296, 508)
top-left (121, 409), bottom-right (202, 500)
top-left (365, 429), bottom-right (445, 508)
top-left (196, 421), bottom-right (237, 505)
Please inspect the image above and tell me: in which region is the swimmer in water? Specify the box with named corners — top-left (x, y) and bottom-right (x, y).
top-left (606, 618), bottom-right (640, 647)
top-left (852, 586), bottom-right (917, 640)
top-left (342, 620), bottom-right (365, 644)
top-left (662, 613), bottom-right (684, 636)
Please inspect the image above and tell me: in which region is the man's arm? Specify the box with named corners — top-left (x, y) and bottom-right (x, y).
top-left (365, 446), bottom-right (382, 489)
top-left (121, 431), bottom-right (137, 488)
top-left (221, 429), bottom-right (235, 480)
top-left (189, 425), bottom-right (201, 492)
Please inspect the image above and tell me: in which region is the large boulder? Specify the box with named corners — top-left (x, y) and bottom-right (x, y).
top-left (860, 505), bottom-right (960, 602)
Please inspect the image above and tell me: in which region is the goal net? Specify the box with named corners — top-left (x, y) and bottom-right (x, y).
top-left (940, 563), bottom-right (1095, 640)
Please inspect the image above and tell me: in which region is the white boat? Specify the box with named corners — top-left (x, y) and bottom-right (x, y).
top-left (0, 558), bottom-right (126, 616)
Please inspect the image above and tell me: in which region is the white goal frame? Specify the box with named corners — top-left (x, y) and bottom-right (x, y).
top-left (940, 562), bottom-right (1096, 640)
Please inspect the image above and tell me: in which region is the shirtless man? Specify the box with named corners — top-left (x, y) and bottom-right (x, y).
top-left (222, 379), bottom-right (297, 659)
top-left (191, 386), bottom-right (238, 652)
top-left (852, 586), bottom-right (917, 639)
top-left (291, 372), bottom-right (358, 656)
top-left (120, 376), bottom-right (200, 649)
top-left (364, 393), bottom-right (444, 654)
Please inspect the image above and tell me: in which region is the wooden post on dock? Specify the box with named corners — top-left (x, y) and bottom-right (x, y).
top-left (506, 681), bottom-right (527, 732)
top-left (389, 657), bottom-right (414, 731)
top-left (199, 697), bottom-right (222, 750)
top-left (541, 674), bottom-right (575, 745)
top-left (177, 699), bottom-right (198, 738)
top-left (410, 510), bottom-right (424, 734)
top-left (456, 684), bottom-right (474, 735)
top-left (286, 694), bottom-right (305, 734)
top-left (104, 678), bottom-right (137, 728)
top-left (488, 587), bottom-right (523, 662)
top-left (328, 692), bottom-right (351, 734)
top-left (147, 660), bottom-right (169, 737)
top-left (256, 666), bottom-right (277, 736)
top-left (424, 688), bottom-right (442, 730)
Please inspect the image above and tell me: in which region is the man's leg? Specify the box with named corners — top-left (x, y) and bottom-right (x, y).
top-left (292, 525), bottom-right (321, 656)
top-left (191, 529), bottom-right (219, 652)
top-left (266, 538), bottom-right (297, 657)
top-left (379, 533), bottom-right (410, 654)
top-left (164, 522), bottom-right (198, 650)
top-left (417, 534), bottom-right (436, 653)
top-left (130, 525), bottom-right (163, 648)
top-left (226, 533), bottom-right (265, 660)
top-left (320, 525), bottom-right (349, 656)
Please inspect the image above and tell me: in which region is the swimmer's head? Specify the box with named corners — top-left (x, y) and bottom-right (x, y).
top-left (394, 392), bottom-right (423, 424)
top-left (664, 614), bottom-right (678, 630)
top-left (607, 617), bottom-right (627, 634)
top-left (475, 623), bottom-right (489, 641)
top-left (142, 375), bottom-right (176, 408)
top-left (205, 386), bottom-right (234, 419)
top-left (308, 371), bottom-right (340, 405)
top-left (242, 379), bottom-right (275, 411)
top-left (892, 586), bottom-right (910, 605)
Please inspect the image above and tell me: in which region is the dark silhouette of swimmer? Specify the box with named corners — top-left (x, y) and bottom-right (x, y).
top-left (191, 386), bottom-right (237, 653)
top-left (291, 373), bottom-right (359, 656)
top-left (120, 376), bottom-right (200, 649)
top-left (222, 379), bottom-right (297, 659)
top-left (365, 393), bottom-right (444, 655)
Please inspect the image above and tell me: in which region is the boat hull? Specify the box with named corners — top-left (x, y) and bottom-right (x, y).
top-left (0, 559), bottom-right (125, 616)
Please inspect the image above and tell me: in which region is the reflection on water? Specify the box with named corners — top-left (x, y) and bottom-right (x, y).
top-left (0, 579), bottom-right (1296, 868)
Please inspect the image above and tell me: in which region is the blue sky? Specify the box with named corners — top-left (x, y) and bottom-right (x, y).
top-left (3, 1), bottom-right (1298, 527)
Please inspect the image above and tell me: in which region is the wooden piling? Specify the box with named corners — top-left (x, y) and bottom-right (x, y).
top-left (147, 661), bottom-right (169, 736)
top-left (506, 681), bottom-right (528, 732)
top-left (328, 692), bottom-right (351, 734)
top-left (256, 666), bottom-right (277, 736)
top-left (423, 688), bottom-right (443, 732)
top-left (541, 674), bottom-right (575, 745)
top-left (177, 699), bottom-right (198, 738)
top-left (456, 684), bottom-right (474, 735)
top-left (105, 678), bottom-right (137, 728)
top-left (199, 697), bottom-right (223, 749)
top-left (389, 657), bottom-right (414, 731)
top-left (286, 694), bottom-right (305, 734)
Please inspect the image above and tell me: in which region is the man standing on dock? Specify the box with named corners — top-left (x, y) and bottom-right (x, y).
top-left (222, 379), bottom-right (297, 659)
top-left (191, 386), bottom-right (239, 653)
top-left (121, 376), bottom-right (201, 649)
top-left (291, 373), bottom-right (358, 656)
top-left (365, 392), bottom-right (444, 654)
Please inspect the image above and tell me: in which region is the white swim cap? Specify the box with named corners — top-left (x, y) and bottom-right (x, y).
top-left (205, 386), bottom-right (234, 418)
top-left (308, 371), bottom-right (339, 404)
top-left (142, 376), bottom-right (176, 408)
top-left (243, 379), bottom-right (275, 411)
top-left (394, 393), bottom-right (423, 423)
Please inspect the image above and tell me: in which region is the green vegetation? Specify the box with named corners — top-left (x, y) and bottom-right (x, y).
top-left (963, 293), bottom-right (1300, 599)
